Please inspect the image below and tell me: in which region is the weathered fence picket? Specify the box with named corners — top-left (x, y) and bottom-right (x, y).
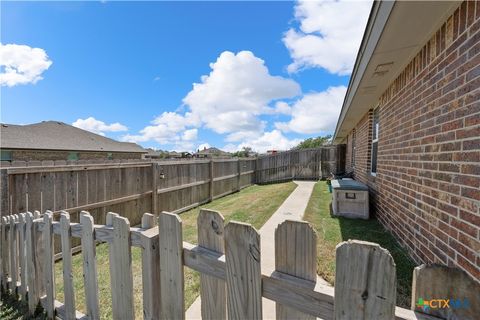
top-left (59, 211), bottom-right (75, 319)
top-left (111, 215), bottom-right (135, 319)
top-left (1, 216), bottom-right (9, 294)
top-left (18, 213), bottom-right (27, 300)
top-left (9, 214), bottom-right (18, 293)
top-left (25, 212), bottom-right (36, 314)
top-left (334, 240), bottom-right (396, 320)
top-left (140, 212), bottom-right (161, 320)
top-left (0, 209), bottom-right (475, 320)
top-left (275, 220), bottom-right (317, 320)
top-left (80, 211), bottom-right (100, 319)
top-left (43, 211), bottom-right (56, 318)
top-left (158, 212), bottom-right (185, 320)
top-left (225, 222), bottom-right (262, 320)
top-left (198, 209), bottom-right (226, 319)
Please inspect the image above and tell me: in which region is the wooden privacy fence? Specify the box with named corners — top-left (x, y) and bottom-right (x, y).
top-left (256, 146), bottom-right (346, 183)
top-left (0, 159), bottom-right (257, 224)
top-left (2, 209), bottom-right (476, 320)
top-left (0, 147), bottom-right (346, 223)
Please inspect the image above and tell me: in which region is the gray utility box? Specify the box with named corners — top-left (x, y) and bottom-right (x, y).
top-left (331, 179), bottom-right (369, 219)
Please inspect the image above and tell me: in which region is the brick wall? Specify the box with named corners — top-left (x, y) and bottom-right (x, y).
top-left (344, 1), bottom-right (480, 281)
top-left (10, 149), bottom-right (143, 161)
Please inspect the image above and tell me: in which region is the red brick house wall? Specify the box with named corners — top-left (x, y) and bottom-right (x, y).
top-left (343, 1), bottom-right (480, 281)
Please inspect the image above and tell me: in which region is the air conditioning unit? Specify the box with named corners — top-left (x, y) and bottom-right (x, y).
top-left (331, 179), bottom-right (369, 219)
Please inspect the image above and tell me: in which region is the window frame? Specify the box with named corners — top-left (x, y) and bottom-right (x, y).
top-left (67, 152), bottom-right (79, 161)
top-left (351, 129), bottom-right (356, 169)
top-left (371, 107), bottom-right (379, 176)
top-left (0, 150), bottom-right (13, 162)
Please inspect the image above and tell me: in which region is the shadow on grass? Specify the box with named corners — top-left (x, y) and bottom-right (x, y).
top-left (0, 288), bottom-right (46, 320)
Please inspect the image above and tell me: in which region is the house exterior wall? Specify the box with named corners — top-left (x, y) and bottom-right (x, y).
top-left (6, 149), bottom-right (143, 161)
top-left (342, 1), bottom-right (480, 281)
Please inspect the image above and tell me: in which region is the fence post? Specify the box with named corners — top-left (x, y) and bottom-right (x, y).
top-left (275, 220), bottom-right (317, 319)
top-left (411, 264), bottom-right (480, 319)
top-left (198, 209), bottom-right (226, 319)
top-left (81, 211), bottom-right (100, 319)
top-left (237, 159), bottom-right (241, 191)
top-left (158, 212), bottom-right (184, 320)
top-left (334, 240), bottom-right (396, 320)
top-left (60, 212), bottom-right (76, 319)
top-left (225, 222), bottom-right (262, 320)
top-left (141, 213), bottom-right (161, 320)
top-left (43, 211), bottom-right (55, 318)
top-left (110, 214), bottom-right (135, 320)
top-left (209, 160), bottom-right (214, 201)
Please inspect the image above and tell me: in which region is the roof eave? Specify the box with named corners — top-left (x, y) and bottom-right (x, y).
top-left (333, 1), bottom-right (394, 143)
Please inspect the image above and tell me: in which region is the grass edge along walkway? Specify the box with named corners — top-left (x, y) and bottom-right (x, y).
top-left (49, 181), bottom-right (298, 320)
top-left (303, 181), bottom-right (417, 308)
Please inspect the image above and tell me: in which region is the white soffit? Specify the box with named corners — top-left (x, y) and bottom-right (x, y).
top-left (334, 1), bottom-right (461, 143)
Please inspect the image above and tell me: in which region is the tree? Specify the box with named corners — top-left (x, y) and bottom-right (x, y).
top-left (294, 135), bottom-right (332, 149)
top-left (232, 146), bottom-right (255, 158)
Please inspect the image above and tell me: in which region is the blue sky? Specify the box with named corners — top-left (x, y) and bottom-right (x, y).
top-left (1, 0), bottom-right (371, 152)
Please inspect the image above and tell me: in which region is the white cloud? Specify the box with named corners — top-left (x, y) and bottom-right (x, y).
top-left (0, 43), bottom-right (53, 87)
top-left (125, 51), bottom-right (301, 148)
top-left (275, 86), bottom-right (347, 134)
top-left (225, 130), bottom-right (302, 153)
top-left (273, 101), bottom-right (292, 115)
top-left (182, 128), bottom-right (198, 141)
top-left (72, 117), bottom-right (128, 136)
top-left (122, 112), bottom-right (197, 146)
top-left (183, 50), bottom-right (301, 134)
top-left (283, 0), bottom-right (371, 75)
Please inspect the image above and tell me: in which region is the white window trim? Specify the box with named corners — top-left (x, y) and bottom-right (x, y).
top-left (370, 107), bottom-right (379, 176)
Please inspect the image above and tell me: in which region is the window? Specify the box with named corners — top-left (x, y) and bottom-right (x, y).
top-left (351, 129), bottom-right (356, 168)
top-left (371, 108), bottom-right (379, 175)
top-left (67, 152), bottom-right (79, 161)
top-left (107, 153), bottom-right (113, 160)
top-left (0, 150), bottom-right (12, 161)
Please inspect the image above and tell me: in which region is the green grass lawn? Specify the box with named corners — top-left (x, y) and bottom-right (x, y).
top-left (303, 181), bottom-right (416, 308)
top-left (50, 182), bottom-right (297, 319)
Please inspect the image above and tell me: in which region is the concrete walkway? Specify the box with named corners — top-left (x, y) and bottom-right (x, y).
top-left (186, 181), bottom-right (327, 319)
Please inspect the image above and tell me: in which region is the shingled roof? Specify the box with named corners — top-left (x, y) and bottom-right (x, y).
top-left (0, 121), bottom-right (146, 153)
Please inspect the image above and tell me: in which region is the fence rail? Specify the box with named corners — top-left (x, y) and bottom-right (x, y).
top-left (2, 210), bottom-right (476, 320)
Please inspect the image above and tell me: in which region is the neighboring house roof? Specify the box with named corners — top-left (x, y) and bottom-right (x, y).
top-left (197, 147), bottom-right (229, 155)
top-left (0, 121), bottom-right (146, 153)
top-left (333, 1), bottom-right (460, 143)
top-left (145, 148), bottom-right (164, 157)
